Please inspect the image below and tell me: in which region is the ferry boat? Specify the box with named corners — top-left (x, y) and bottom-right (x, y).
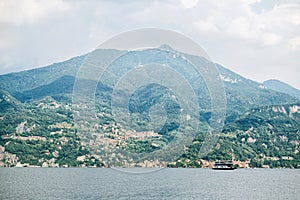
top-left (212, 160), bottom-right (237, 170)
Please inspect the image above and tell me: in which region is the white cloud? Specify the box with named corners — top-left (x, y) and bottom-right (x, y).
top-left (289, 37), bottom-right (300, 50)
top-left (193, 20), bottom-right (219, 32)
top-left (0, 0), bottom-right (299, 88)
top-left (226, 17), bottom-right (254, 39)
top-left (181, 0), bottom-right (199, 9)
top-left (274, 3), bottom-right (300, 25)
top-left (225, 17), bottom-right (282, 46)
top-left (208, 0), bottom-right (300, 47)
top-left (262, 33), bottom-right (282, 46)
top-left (0, 0), bottom-right (70, 26)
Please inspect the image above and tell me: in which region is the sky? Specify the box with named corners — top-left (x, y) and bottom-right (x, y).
top-left (0, 0), bottom-right (299, 89)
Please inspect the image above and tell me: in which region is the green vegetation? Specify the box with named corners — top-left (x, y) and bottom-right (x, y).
top-left (0, 48), bottom-right (299, 168)
top-left (0, 94), bottom-right (103, 167)
top-left (175, 104), bottom-right (300, 168)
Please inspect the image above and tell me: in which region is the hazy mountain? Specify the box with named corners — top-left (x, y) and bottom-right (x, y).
top-left (0, 55), bottom-right (84, 95)
top-left (263, 79), bottom-right (300, 100)
top-left (0, 49), bottom-right (125, 95)
top-left (0, 48), bottom-right (297, 120)
top-left (0, 46), bottom-right (299, 168)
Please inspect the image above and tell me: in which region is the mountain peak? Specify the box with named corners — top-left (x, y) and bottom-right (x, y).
top-left (159, 44), bottom-right (175, 51)
top-left (263, 79), bottom-right (300, 100)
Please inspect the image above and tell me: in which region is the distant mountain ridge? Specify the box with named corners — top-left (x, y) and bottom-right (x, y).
top-left (0, 48), bottom-right (298, 118)
top-left (263, 79), bottom-right (300, 100)
top-left (0, 46), bottom-right (299, 168)
top-left (0, 54), bottom-right (85, 94)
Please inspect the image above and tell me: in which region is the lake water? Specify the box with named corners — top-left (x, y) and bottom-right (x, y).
top-left (0, 168), bottom-right (299, 200)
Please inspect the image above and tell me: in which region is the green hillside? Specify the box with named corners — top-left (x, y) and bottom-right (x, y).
top-left (0, 92), bottom-right (102, 167)
top-left (176, 103), bottom-right (300, 168)
top-left (1, 91), bottom-right (299, 168)
top-left (0, 47), bottom-right (299, 168)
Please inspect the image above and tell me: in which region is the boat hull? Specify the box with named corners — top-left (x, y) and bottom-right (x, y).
top-left (212, 160), bottom-right (237, 170)
top-left (212, 167), bottom-right (236, 170)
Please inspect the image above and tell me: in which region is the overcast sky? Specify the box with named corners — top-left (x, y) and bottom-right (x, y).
top-left (0, 0), bottom-right (299, 89)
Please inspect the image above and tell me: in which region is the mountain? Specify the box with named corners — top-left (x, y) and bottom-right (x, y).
top-left (176, 103), bottom-right (300, 168)
top-left (14, 75), bottom-right (76, 102)
top-left (0, 90), bottom-right (22, 112)
top-left (0, 48), bottom-right (298, 119)
top-left (0, 49), bottom-right (123, 95)
top-left (1, 94), bottom-right (298, 168)
top-left (263, 79), bottom-right (300, 100)
top-left (0, 46), bottom-right (299, 168)
top-left (0, 93), bottom-right (102, 167)
top-left (215, 66), bottom-right (298, 122)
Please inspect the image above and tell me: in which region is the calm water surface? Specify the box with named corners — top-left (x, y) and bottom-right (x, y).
top-left (0, 168), bottom-right (299, 200)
